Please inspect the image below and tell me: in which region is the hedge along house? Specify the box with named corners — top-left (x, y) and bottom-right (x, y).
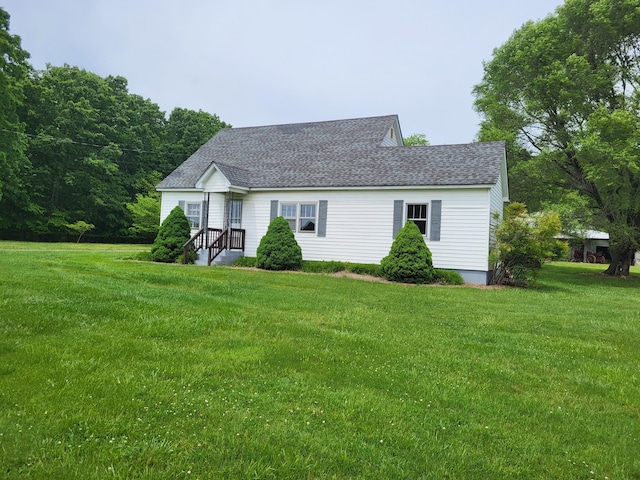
top-left (157, 115), bottom-right (509, 284)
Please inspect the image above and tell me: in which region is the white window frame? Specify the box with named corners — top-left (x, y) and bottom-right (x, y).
top-left (185, 202), bottom-right (201, 229)
top-left (280, 203), bottom-right (298, 231)
top-left (280, 202), bottom-right (318, 233)
top-left (406, 203), bottom-right (428, 236)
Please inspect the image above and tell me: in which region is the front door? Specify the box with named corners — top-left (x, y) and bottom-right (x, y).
top-left (226, 198), bottom-right (243, 229)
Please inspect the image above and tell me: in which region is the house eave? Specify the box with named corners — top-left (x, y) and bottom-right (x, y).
top-left (249, 184), bottom-right (496, 192)
top-left (159, 183), bottom-right (495, 193)
top-left (156, 185), bottom-right (249, 194)
top-left (156, 187), bottom-right (204, 193)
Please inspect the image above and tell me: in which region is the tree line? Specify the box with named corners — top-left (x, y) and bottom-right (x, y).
top-left (0, 7), bottom-right (229, 242)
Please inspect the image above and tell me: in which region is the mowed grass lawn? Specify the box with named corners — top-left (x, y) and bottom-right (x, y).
top-left (1, 242), bottom-right (639, 479)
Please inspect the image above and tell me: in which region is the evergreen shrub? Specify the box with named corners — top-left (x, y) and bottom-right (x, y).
top-left (256, 217), bottom-right (302, 270)
top-left (150, 206), bottom-right (193, 263)
top-left (434, 269), bottom-right (464, 285)
top-left (233, 256), bottom-right (256, 267)
top-left (301, 260), bottom-right (347, 273)
top-left (346, 263), bottom-right (382, 277)
top-left (381, 221), bottom-right (435, 283)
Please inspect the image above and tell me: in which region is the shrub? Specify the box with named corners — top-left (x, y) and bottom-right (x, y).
top-left (490, 203), bottom-right (562, 286)
top-left (381, 221), bottom-right (435, 283)
top-left (233, 256), bottom-right (256, 267)
top-left (256, 217), bottom-right (303, 270)
top-left (127, 251), bottom-right (152, 262)
top-left (434, 269), bottom-right (464, 285)
top-left (301, 260), bottom-right (347, 273)
top-left (550, 239), bottom-right (570, 260)
top-left (150, 206), bottom-right (193, 263)
top-left (346, 263), bottom-right (383, 277)
top-left (66, 220), bottom-right (95, 243)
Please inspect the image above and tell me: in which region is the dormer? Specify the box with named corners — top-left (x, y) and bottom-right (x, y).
top-left (380, 117), bottom-right (404, 146)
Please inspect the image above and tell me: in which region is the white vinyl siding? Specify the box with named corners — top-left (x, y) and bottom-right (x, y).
top-left (160, 186), bottom-right (496, 279)
top-left (243, 189), bottom-right (492, 271)
top-left (159, 191), bottom-right (227, 233)
top-left (200, 168), bottom-right (231, 192)
top-left (380, 119), bottom-right (403, 146)
top-left (159, 191), bottom-right (204, 226)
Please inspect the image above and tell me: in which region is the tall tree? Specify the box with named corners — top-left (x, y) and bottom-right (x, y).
top-left (165, 107), bottom-right (231, 163)
top-left (19, 65), bottom-right (167, 239)
top-left (403, 133), bottom-right (430, 146)
top-left (0, 8), bottom-right (40, 232)
top-left (474, 0), bottom-right (640, 276)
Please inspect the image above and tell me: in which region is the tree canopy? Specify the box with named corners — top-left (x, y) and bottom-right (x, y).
top-left (403, 133), bottom-right (430, 146)
top-left (0, 6), bottom-right (230, 242)
top-left (474, 0), bottom-right (640, 275)
top-left (0, 8), bottom-right (36, 231)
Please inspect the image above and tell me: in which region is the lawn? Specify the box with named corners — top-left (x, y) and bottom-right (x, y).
top-left (0, 242), bottom-right (639, 479)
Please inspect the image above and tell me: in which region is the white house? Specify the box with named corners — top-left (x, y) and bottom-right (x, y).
top-left (157, 115), bottom-right (509, 284)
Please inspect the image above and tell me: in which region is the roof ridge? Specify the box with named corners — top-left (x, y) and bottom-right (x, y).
top-left (383, 140), bottom-right (506, 149)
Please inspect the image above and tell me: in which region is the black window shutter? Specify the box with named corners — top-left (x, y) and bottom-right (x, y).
top-left (270, 200), bottom-right (278, 222)
top-left (317, 200), bottom-right (328, 237)
top-left (430, 200), bottom-right (442, 241)
top-left (393, 200), bottom-right (403, 238)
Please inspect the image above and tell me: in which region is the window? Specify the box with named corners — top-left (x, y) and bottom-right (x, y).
top-left (281, 202), bottom-right (317, 233)
top-left (281, 203), bottom-right (297, 231)
top-left (228, 199), bottom-right (242, 228)
top-left (299, 204), bottom-right (316, 232)
top-left (407, 203), bottom-right (428, 235)
top-left (185, 202), bottom-right (201, 229)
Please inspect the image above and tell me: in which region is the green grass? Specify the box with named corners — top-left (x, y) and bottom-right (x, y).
top-left (1, 242), bottom-right (639, 479)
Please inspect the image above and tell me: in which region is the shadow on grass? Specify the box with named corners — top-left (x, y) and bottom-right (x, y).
top-left (540, 262), bottom-right (640, 291)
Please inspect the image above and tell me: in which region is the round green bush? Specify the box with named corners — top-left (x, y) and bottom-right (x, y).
top-left (256, 216), bottom-right (302, 270)
top-left (151, 206), bottom-right (193, 263)
top-left (381, 221), bottom-right (435, 283)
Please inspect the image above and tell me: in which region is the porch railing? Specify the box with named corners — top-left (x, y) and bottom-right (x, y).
top-left (183, 227), bottom-right (245, 265)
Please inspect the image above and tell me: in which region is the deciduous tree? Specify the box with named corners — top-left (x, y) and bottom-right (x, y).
top-left (0, 8), bottom-right (40, 232)
top-left (165, 107), bottom-right (231, 162)
top-left (474, 0), bottom-right (640, 276)
top-left (491, 203), bottom-right (565, 286)
top-left (19, 65), bottom-right (167, 239)
top-left (403, 133), bottom-right (429, 146)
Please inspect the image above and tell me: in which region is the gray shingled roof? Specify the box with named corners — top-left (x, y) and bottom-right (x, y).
top-left (156, 115), bottom-right (505, 190)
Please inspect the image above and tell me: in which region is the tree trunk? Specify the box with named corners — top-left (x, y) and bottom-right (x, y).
top-left (604, 244), bottom-right (633, 276)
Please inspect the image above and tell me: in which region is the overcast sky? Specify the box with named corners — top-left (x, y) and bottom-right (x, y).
top-left (4, 0), bottom-right (564, 145)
